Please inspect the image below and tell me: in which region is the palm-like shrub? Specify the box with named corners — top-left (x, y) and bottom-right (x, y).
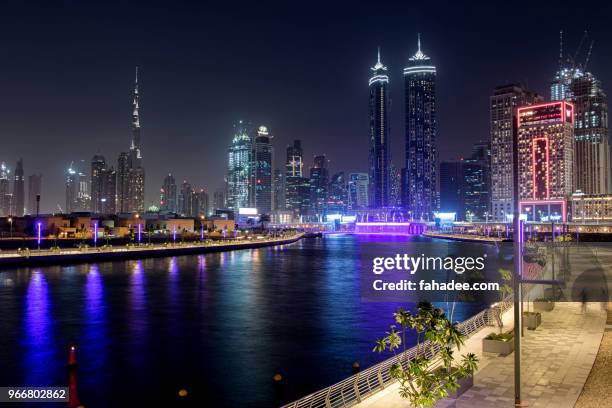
top-left (374, 302), bottom-right (478, 407)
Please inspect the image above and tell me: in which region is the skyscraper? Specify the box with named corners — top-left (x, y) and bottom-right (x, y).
top-left (99, 167), bottom-right (117, 214)
top-left (179, 180), bottom-right (194, 216)
top-left (65, 163), bottom-right (90, 213)
top-left (551, 46), bottom-right (610, 195)
top-left (213, 189), bottom-right (226, 211)
top-left (12, 158), bottom-right (25, 216)
top-left (117, 67), bottom-right (145, 214)
top-left (348, 173), bottom-right (369, 210)
top-left (368, 48), bottom-right (390, 208)
top-left (27, 174), bottom-right (42, 215)
top-left (490, 84), bottom-right (541, 221)
top-left (463, 142), bottom-right (491, 221)
top-left (285, 140), bottom-right (304, 216)
top-left (404, 34), bottom-right (438, 220)
top-left (273, 169), bottom-right (285, 211)
top-left (251, 125), bottom-right (274, 213)
top-left (226, 121), bottom-right (252, 211)
top-left (0, 162), bottom-right (11, 216)
top-left (327, 172), bottom-right (348, 214)
top-left (91, 154), bottom-right (106, 213)
top-left (309, 155), bottom-right (329, 219)
top-left (517, 101), bottom-right (574, 222)
top-left (116, 152), bottom-right (130, 212)
top-left (160, 173), bottom-right (178, 213)
top-left (389, 164), bottom-right (402, 207)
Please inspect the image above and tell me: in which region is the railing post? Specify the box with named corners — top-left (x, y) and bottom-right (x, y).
top-left (354, 373), bottom-right (361, 403)
top-left (325, 387), bottom-right (332, 408)
top-left (377, 366), bottom-right (384, 389)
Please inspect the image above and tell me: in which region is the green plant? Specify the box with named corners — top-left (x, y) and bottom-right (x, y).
top-left (374, 302), bottom-right (479, 407)
top-left (485, 331), bottom-right (513, 342)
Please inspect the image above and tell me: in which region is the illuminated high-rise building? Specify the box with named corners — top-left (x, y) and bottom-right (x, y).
top-left (213, 189), bottom-right (226, 211)
top-left (65, 163), bottom-right (90, 213)
top-left (327, 172), bottom-right (348, 214)
top-left (0, 162), bottom-right (11, 216)
top-left (116, 152), bottom-right (130, 212)
top-left (389, 164), bottom-right (402, 207)
top-left (226, 121), bottom-right (252, 211)
top-left (99, 167), bottom-right (116, 214)
top-left (160, 173), bottom-right (178, 213)
top-left (309, 155), bottom-right (329, 219)
top-left (117, 67), bottom-right (145, 214)
top-left (404, 34), bottom-right (438, 219)
top-left (463, 142), bottom-right (491, 221)
top-left (551, 36), bottom-right (610, 195)
top-left (251, 126), bottom-right (274, 213)
top-left (368, 48), bottom-right (390, 208)
top-left (91, 154), bottom-right (106, 213)
top-left (285, 140), bottom-right (304, 216)
top-left (12, 158), bottom-right (25, 216)
top-left (517, 101), bottom-right (574, 222)
top-left (273, 169), bottom-right (285, 211)
top-left (179, 180), bottom-right (194, 216)
top-left (348, 173), bottom-right (369, 210)
top-left (490, 84), bottom-right (541, 221)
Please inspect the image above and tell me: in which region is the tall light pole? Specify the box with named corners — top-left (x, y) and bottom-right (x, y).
top-left (93, 222), bottom-right (98, 248)
top-left (512, 112), bottom-right (524, 407)
top-left (8, 217), bottom-right (13, 238)
top-left (37, 222), bottom-right (42, 250)
top-left (200, 215), bottom-right (205, 241)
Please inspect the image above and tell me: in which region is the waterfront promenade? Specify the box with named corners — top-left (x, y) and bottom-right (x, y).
top-left (357, 302), bottom-right (606, 408)
top-left (0, 232), bottom-right (303, 267)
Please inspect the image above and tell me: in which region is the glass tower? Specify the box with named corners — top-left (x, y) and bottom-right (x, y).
top-left (404, 34), bottom-right (438, 220)
top-left (368, 48), bottom-right (390, 208)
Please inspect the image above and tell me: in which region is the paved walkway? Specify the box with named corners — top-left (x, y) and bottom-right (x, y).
top-left (357, 302), bottom-right (606, 408)
top-left (574, 306), bottom-right (612, 408)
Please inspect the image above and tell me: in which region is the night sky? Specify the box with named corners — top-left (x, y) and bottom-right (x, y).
top-left (1, 0), bottom-right (612, 213)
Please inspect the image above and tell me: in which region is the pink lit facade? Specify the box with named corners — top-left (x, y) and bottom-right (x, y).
top-left (517, 101), bottom-right (574, 221)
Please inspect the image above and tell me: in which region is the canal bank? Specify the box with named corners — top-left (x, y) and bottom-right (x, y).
top-left (424, 231), bottom-right (509, 244)
top-left (0, 233), bottom-right (304, 267)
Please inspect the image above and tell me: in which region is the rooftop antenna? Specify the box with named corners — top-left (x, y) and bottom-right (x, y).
top-left (377, 46), bottom-right (381, 64)
top-left (417, 32), bottom-right (421, 53)
top-left (584, 40), bottom-right (594, 71)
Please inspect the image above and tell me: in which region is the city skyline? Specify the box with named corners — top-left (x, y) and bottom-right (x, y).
top-left (2, 2), bottom-right (612, 213)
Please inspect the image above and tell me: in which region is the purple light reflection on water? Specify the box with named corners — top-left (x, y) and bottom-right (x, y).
top-left (128, 261), bottom-right (147, 339)
top-left (81, 265), bottom-right (108, 391)
top-left (23, 270), bottom-right (53, 385)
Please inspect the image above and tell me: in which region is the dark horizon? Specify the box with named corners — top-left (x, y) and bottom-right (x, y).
top-left (1, 0), bottom-right (612, 213)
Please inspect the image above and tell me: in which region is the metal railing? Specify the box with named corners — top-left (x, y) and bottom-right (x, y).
top-left (281, 299), bottom-right (513, 408)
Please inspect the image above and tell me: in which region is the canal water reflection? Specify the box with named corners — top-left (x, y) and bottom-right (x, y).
top-left (0, 234), bottom-right (487, 407)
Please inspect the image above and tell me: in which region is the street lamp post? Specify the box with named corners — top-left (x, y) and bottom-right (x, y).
top-left (8, 217), bottom-right (13, 238)
top-left (200, 216), bottom-right (205, 242)
top-left (93, 222), bottom-right (98, 248)
top-left (37, 222), bottom-right (42, 250)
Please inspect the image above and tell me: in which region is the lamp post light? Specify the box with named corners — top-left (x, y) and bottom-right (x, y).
top-left (37, 222), bottom-right (42, 250)
top-left (8, 217), bottom-right (13, 238)
top-left (200, 216), bottom-right (205, 242)
top-left (93, 222), bottom-right (98, 248)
